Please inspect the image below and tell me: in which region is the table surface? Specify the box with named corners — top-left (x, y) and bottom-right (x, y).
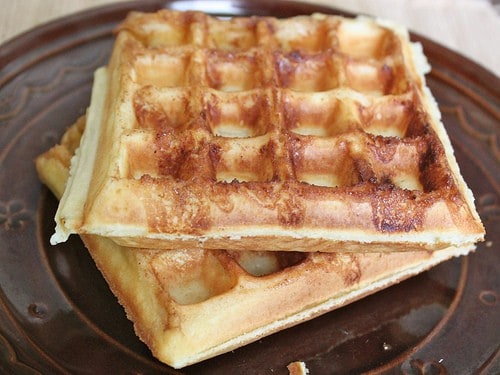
top-left (0, 0), bottom-right (499, 77)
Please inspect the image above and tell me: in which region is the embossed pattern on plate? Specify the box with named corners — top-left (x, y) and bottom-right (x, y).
top-left (0, 1), bottom-right (498, 374)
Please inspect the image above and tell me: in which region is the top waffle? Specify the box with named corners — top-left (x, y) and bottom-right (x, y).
top-left (52, 10), bottom-right (484, 251)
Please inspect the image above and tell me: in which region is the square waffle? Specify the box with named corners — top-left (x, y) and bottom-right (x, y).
top-left (51, 10), bottom-right (484, 252)
top-left (36, 118), bottom-right (476, 368)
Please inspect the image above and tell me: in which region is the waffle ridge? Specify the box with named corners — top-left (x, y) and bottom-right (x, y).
top-left (52, 10), bottom-right (484, 250)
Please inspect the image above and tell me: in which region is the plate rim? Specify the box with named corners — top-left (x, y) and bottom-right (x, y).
top-left (0, 1), bottom-right (498, 374)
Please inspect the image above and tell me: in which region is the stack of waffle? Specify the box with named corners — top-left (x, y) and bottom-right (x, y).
top-left (36, 10), bottom-right (484, 369)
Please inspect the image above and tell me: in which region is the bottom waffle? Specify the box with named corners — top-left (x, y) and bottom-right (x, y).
top-left (36, 118), bottom-right (476, 369)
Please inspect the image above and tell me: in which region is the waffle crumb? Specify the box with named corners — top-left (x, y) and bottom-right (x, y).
top-left (287, 361), bottom-right (309, 375)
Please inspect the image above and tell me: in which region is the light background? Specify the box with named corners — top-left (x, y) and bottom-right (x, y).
top-left (0, 0), bottom-right (499, 76)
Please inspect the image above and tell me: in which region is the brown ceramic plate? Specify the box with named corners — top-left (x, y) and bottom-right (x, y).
top-left (0, 1), bottom-right (499, 374)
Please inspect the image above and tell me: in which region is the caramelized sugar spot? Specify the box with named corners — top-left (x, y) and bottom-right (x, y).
top-left (210, 135), bottom-right (275, 182)
top-left (205, 90), bottom-right (270, 138)
top-left (133, 53), bottom-right (190, 87)
top-left (418, 136), bottom-right (457, 193)
top-left (366, 136), bottom-right (425, 191)
top-left (359, 96), bottom-right (416, 137)
top-left (291, 136), bottom-right (361, 188)
top-left (133, 86), bottom-right (193, 130)
top-left (276, 51), bottom-right (340, 92)
top-left (343, 60), bottom-right (406, 96)
top-left (206, 51), bottom-right (263, 92)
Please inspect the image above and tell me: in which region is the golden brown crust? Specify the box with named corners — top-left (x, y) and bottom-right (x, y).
top-left (51, 10), bottom-right (484, 251)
